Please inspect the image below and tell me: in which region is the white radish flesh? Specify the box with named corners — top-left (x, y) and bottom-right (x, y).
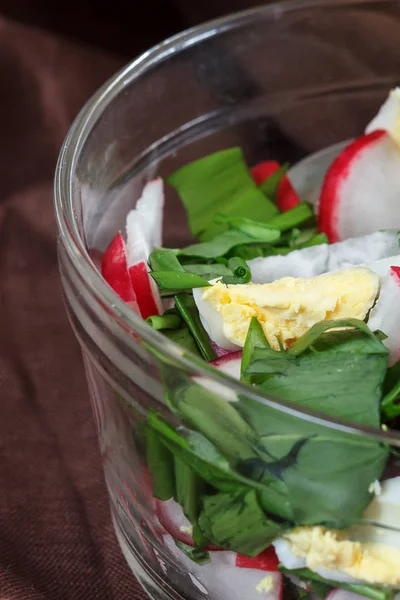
top-left (366, 88), bottom-right (400, 148)
top-left (193, 352), bottom-right (242, 403)
top-left (318, 131), bottom-right (400, 242)
top-left (368, 265), bottom-right (400, 365)
top-left (126, 178), bottom-right (164, 266)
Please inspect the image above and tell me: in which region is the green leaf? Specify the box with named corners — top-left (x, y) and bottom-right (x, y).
top-left (167, 147), bottom-right (278, 240)
top-left (259, 163), bottom-right (289, 199)
top-left (173, 540), bottom-right (210, 564)
top-left (381, 361), bottom-right (400, 421)
top-left (174, 456), bottom-right (204, 524)
top-left (145, 425), bottom-right (175, 501)
top-left (222, 257), bottom-right (251, 284)
top-left (265, 203), bottom-right (314, 232)
top-left (179, 228), bottom-right (280, 259)
top-left (237, 396), bottom-right (388, 527)
top-left (174, 294), bottom-right (217, 361)
top-left (170, 380), bottom-right (256, 462)
top-left (150, 271), bottom-right (210, 292)
top-left (279, 568), bottom-right (395, 600)
top-left (288, 319), bottom-right (386, 357)
top-left (241, 317), bottom-right (271, 384)
top-left (163, 327), bottom-right (202, 357)
top-left (146, 310), bottom-right (183, 330)
top-left (214, 213), bottom-right (283, 239)
top-left (149, 248), bottom-right (185, 272)
top-left (197, 490), bottom-right (285, 556)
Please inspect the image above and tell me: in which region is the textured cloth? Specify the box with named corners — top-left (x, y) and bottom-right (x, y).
top-left (0, 17), bottom-right (140, 600)
top-left (1, 3), bottom-right (400, 599)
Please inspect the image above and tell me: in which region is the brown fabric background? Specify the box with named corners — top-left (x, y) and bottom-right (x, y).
top-left (0, 5), bottom-right (259, 598)
top-left (1, 2), bottom-right (400, 599)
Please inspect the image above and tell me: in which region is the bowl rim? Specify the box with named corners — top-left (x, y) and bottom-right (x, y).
top-left (54, 0), bottom-right (400, 446)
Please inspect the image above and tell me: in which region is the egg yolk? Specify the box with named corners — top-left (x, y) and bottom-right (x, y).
top-left (285, 526), bottom-right (400, 586)
top-left (201, 267), bottom-right (379, 350)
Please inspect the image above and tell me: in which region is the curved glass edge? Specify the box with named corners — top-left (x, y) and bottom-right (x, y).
top-left (54, 0), bottom-right (400, 446)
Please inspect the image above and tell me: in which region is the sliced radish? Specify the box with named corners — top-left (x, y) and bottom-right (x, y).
top-left (193, 352), bottom-right (243, 403)
top-left (165, 534), bottom-right (283, 600)
top-left (156, 499), bottom-right (221, 551)
top-left (126, 179), bottom-right (164, 318)
top-left (209, 339), bottom-right (230, 358)
top-left (156, 498), bottom-right (194, 546)
top-left (251, 160), bottom-right (301, 212)
top-left (318, 130), bottom-right (400, 242)
top-left (248, 231), bottom-right (399, 284)
top-left (366, 88), bottom-right (400, 148)
top-left (211, 352), bottom-right (242, 379)
top-left (128, 262), bottom-right (161, 320)
top-left (368, 265), bottom-right (400, 365)
top-left (235, 547), bottom-right (279, 572)
top-left (101, 232), bottom-right (139, 310)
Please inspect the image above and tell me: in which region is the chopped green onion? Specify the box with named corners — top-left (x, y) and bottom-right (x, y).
top-left (167, 147), bottom-right (278, 240)
top-left (381, 361), bottom-right (400, 421)
top-left (173, 540), bottom-right (210, 564)
top-left (174, 456), bottom-right (204, 524)
top-left (279, 568), bottom-right (395, 600)
top-left (174, 293), bottom-right (217, 361)
top-left (222, 257), bottom-right (251, 284)
top-left (145, 425), bottom-right (175, 501)
top-left (146, 311), bottom-right (183, 330)
top-left (183, 263), bottom-right (233, 279)
top-left (150, 271), bottom-right (210, 293)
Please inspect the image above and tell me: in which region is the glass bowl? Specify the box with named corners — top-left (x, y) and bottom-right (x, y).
top-left (54, 2), bottom-right (400, 600)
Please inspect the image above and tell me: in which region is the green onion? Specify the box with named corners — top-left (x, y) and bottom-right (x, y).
top-left (183, 263), bottom-right (233, 280)
top-left (279, 568), bottom-right (395, 600)
top-left (145, 425), bottom-right (175, 501)
top-left (174, 456), bottom-right (204, 524)
top-left (167, 147), bottom-right (278, 240)
top-left (222, 257), bottom-right (251, 284)
top-left (381, 361), bottom-right (400, 421)
top-left (174, 293), bottom-right (217, 361)
top-left (150, 271), bottom-right (210, 293)
top-left (146, 311), bottom-right (183, 330)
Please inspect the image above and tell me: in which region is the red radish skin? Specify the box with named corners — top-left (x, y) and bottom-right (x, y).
top-left (235, 547), bottom-right (279, 572)
top-left (251, 161), bottom-right (301, 212)
top-left (210, 351), bottom-right (243, 378)
top-left (129, 262), bottom-right (161, 319)
top-left (251, 161), bottom-right (280, 186)
top-left (101, 232), bottom-right (139, 309)
top-left (318, 130), bottom-right (399, 242)
top-left (368, 263), bottom-right (400, 365)
top-left (210, 339), bottom-right (230, 358)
